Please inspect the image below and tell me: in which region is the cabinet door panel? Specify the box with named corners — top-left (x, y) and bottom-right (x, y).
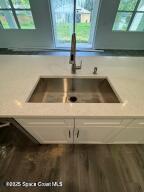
top-left (74, 127), bottom-right (122, 144)
top-left (15, 118), bottom-right (74, 144)
top-left (75, 118), bottom-right (131, 128)
top-left (16, 118), bottom-right (73, 128)
top-left (23, 126), bottom-right (73, 144)
top-left (75, 118), bottom-right (132, 143)
top-left (127, 119), bottom-right (144, 128)
top-left (110, 128), bottom-right (144, 144)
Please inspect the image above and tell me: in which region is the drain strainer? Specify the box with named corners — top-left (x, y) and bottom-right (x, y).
top-left (69, 96), bottom-right (77, 103)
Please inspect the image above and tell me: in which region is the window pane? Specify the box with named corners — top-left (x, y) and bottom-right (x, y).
top-left (0, 0), bottom-right (10, 8)
top-left (0, 10), bottom-right (18, 29)
top-left (137, 0), bottom-right (144, 11)
top-left (76, 1), bottom-right (93, 43)
top-left (113, 12), bottom-right (132, 31)
top-left (51, 0), bottom-right (74, 45)
top-left (11, 0), bottom-right (30, 9)
top-left (118, 0), bottom-right (138, 11)
top-left (51, 0), bottom-right (95, 47)
top-left (130, 13), bottom-right (144, 31)
top-left (16, 11), bottom-right (35, 29)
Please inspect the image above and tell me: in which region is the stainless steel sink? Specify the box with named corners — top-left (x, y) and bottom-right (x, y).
top-left (28, 77), bottom-right (121, 103)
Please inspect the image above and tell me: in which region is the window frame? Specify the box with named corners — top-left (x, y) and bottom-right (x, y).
top-left (50, 0), bottom-right (98, 49)
top-left (0, 0), bottom-right (54, 49)
top-left (0, 0), bottom-right (35, 30)
top-left (113, 0), bottom-right (144, 32)
top-left (93, 0), bottom-right (144, 50)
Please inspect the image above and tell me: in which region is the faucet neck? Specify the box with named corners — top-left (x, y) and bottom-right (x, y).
top-left (69, 33), bottom-right (82, 74)
top-left (71, 33), bottom-right (76, 55)
top-left (70, 33), bottom-right (76, 65)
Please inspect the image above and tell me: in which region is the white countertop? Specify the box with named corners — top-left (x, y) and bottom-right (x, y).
top-left (0, 55), bottom-right (144, 118)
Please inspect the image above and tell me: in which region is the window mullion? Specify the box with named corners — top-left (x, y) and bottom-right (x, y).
top-left (126, 0), bottom-right (141, 31)
top-left (118, 10), bottom-right (144, 13)
top-left (0, 8), bottom-right (30, 11)
top-left (0, 21), bottom-right (3, 29)
top-left (8, 0), bottom-right (21, 29)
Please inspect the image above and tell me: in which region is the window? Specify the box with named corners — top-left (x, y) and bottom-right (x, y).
top-left (0, 0), bottom-right (35, 29)
top-left (113, 0), bottom-right (144, 32)
top-left (51, 0), bottom-right (96, 48)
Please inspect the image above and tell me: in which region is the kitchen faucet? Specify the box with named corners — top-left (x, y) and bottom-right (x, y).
top-left (69, 0), bottom-right (82, 74)
top-left (69, 33), bottom-right (82, 74)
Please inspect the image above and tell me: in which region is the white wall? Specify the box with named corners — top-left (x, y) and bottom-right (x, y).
top-left (0, 0), bottom-right (54, 49)
top-left (94, 0), bottom-right (144, 50)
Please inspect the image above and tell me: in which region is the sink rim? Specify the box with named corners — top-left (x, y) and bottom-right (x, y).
top-left (26, 76), bottom-right (122, 104)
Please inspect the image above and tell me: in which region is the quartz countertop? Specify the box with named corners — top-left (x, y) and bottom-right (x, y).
top-left (0, 55), bottom-right (144, 117)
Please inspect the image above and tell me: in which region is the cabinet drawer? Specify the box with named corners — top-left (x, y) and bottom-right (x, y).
top-left (16, 118), bottom-right (74, 128)
top-left (75, 118), bottom-right (131, 128)
top-left (127, 119), bottom-right (144, 128)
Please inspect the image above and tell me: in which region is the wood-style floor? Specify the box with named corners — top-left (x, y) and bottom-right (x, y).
top-left (0, 127), bottom-right (144, 192)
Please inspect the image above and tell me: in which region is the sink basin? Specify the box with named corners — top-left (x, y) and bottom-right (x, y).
top-left (28, 77), bottom-right (121, 103)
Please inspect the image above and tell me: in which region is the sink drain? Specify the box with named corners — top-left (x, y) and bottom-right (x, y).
top-left (69, 96), bottom-right (77, 103)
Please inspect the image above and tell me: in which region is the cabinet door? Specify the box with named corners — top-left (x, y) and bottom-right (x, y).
top-left (75, 118), bottom-right (131, 144)
top-left (127, 119), bottom-right (144, 129)
top-left (110, 118), bottom-right (144, 144)
top-left (110, 128), bottom-right (144, 144)
top-left (15, 118), bottom-right (74, 144)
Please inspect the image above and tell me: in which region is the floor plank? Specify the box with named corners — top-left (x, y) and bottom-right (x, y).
top-left (1, 127), bottom-right (144, 192)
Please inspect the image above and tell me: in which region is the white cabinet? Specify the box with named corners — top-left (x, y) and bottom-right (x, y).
top-left (109, 128), bottom-right (144, 144)
top-left (16, 118), bottom-right (74, 144)
top-left (109, 118), bottom-right (144, 144)
top-left (74, 118), bottom-right (131, 144)
top-left (127, 119), bottom-right (144, 129)
top-left (15, 117), bottom-right (144, 144)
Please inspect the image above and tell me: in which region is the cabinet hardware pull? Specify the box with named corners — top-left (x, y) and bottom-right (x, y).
top-left (77, 130), bottom-right (79, 138)
top-left (69, 130), bottom-right (71, 138)
top-left (0, 122), bottom-right (10, 128)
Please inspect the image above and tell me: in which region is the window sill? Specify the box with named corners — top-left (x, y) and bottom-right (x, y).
top-left (0, 48), bottom-right (144, 56)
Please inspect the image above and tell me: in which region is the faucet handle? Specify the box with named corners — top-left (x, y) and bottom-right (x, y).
top-left (76, 60), bottom-right (82, 70)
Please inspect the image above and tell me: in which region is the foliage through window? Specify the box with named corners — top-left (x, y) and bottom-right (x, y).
top-left (0, 0), bottom-right (35, 29)
top-left (113, 0), bottom-right (144, 32)
top-left (51, 0), bottom-right (96, 48)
